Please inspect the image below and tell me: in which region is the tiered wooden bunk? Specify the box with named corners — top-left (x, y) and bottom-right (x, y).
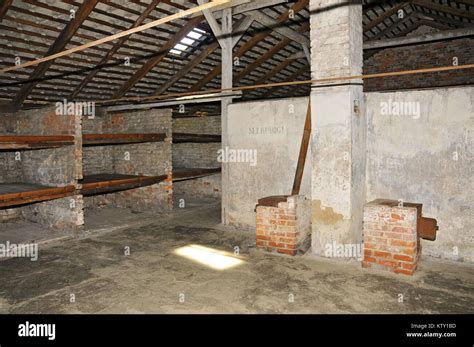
top-left (81, 133), bottom-right (168, 196)
top-left (0, 133), bottom-right (220, 209)
top-left (0, 135), bottom-right (76, 208)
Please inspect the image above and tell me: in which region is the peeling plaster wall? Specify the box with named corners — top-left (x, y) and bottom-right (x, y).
top-left (366, 86), bottom-right (474, 262)
top-left (224, 97), bottom-right (311, 230)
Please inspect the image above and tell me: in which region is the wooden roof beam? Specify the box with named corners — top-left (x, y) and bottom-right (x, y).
top-left (70, 0), bottom-right (162, 100)
top-left (10, 0), bottom-right (99, 108)
top-left (364, 3), bottom-right (408, 32)
top-left (260, 62), bottom-right (309, 98)
top-left (189, 0), bottom-right (308, 92)
top-left (111, 15), bottom-right (204, 99)
top-left (410, 0), bottom-right (474, 20)
top-left (152, 15), bottom-right (252, 96)
top-left (0, 0), bottom-right (12, 22)
top-left (234, 22), bottom-right (309, 83)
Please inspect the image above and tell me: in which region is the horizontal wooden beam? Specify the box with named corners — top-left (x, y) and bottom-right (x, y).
top-left (10, 0), bottom-right (99, 108)
top-left (112, 15), bottom-right (204, 99)
top-left (192, 0), bottom-right (287, 18)
top-left (0, 0), bottom-right (230, 74)
top-left (173, 168), bottom-right (221, 181)
top-left (70, 0), bottom-right (162, 100)
top-left (249, 10), bottom-right (310, 47)
top-left (364, 27), bottom-right (474, 50)
top-left (173, 133), bottom-right (221, 143)
top-left (189, 0), bottom-right (309, 92)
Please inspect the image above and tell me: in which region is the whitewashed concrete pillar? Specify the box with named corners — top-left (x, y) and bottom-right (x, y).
top-left (309, 0), bottom-right (366, 256)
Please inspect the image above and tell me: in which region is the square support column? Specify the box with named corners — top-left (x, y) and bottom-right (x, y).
top-left (309, 0), bottom-right (366, 256)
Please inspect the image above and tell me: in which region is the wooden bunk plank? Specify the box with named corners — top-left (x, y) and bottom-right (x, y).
top-left (0, 184), bottom-right (75, 208)
top-left (80, 173), bottom-right (167, 195)
top-left (82, 133), bottom-right (166, 146)
top-left (173, 133), bottom-right (221, 143)
top-left (173, 168), bottom-right (221, 181)
top-left (0, 135), bottom-right (75, 150)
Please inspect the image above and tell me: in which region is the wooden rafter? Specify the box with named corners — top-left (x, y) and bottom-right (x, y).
top-left (153, 41), bottom-right (220, 96)
top-left (416, 11), bottom-right (467, 28)
top-left (368, 11), bottom-right (419, 41)
top-left (364, 3), bottom-right (408, 32)
top-left (10, 0), bottom-right (99, 108)
top-left (189, 0), bottom-right (309, 92)
top-left (417, 19), bottom-right (452, 31)
top-left (235, 22), bottom-right (310, 84)
top-left (70, 0), bottom-right (162, 100)
top-left (0, 0), bottom-right (12, 22)
top-left (410, 0), bottom-right (474, 20)
top-left (260, 62), bottom-right (309, 98)
top-left (112, 15), bottom-right (204, 99)
top-left (152, 16), bottom-right (252, 96)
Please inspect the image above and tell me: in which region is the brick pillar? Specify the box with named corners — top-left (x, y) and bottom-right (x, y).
top-left (309, 0), bottom-right (366, 256)
top-left (362, 200), bottom-right (421, 275)
top-left (256, 195), bottom-right (311, 256)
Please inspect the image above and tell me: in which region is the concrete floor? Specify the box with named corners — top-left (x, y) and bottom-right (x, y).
top-left (0, 200), bottom-right (473, 314)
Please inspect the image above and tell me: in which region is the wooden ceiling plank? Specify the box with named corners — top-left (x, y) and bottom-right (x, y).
top-left (111, 15), bottom-right (204, 99)
top-left (363, 3), bottom-right (408, 32)
top-left (152, 15), bottom-right (254, 96)
top-left (0, 0), bottom-right (13, 22)
top-left (70, 0), bottom-right (162, 99)
top-left (235, 22), bottom-right (309, 83)
top-left (189, 0), bottom-right (309, 92)
top-left (11, 0), bottom-right (100, 108)
top-left (410, 0), bottom-right (474, 20)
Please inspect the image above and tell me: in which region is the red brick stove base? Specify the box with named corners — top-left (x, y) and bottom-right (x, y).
top-left (256, 195), bottom-right (311, 256)
top-left (362, 200), bottom-right (421, 275)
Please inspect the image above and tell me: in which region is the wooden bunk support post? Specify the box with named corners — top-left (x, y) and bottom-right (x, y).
top-left (292, 99), bottom-right (311, 195)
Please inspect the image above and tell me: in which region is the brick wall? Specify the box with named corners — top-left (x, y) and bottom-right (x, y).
top-left (173, 174), bottom-right (221, 199)
top-left (172, 116), bottom-right (221, 169)
top-left (172, 143), bottom-right (221, 169)
top-left (173, 116), bottom-right (221, 135)
top-left (364, 37), bottom-right (474, 91)
top-left (82, 108), bottom-right (173, 212)
top-left (256, 196), bottom-right (311, 256)
top-left (362, 201), bottom-right (420, 275)
top-left (82, 146), bottom-right (114, 176)
top-left (172, 116), bottom-right (222, 199)
top-left (0, 152), bottom-right (22, 183)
